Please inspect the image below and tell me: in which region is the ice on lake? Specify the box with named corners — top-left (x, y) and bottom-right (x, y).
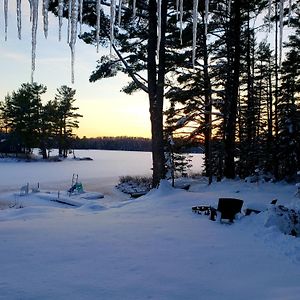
top-left (0, 149), bottom-right (203, 193)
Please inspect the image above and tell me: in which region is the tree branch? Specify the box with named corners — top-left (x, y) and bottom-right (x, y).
top-left (111, 41), bottom-right (149, 94)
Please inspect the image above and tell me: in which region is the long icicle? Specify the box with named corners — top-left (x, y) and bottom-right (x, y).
top-left (228, 0), bottom-right (232, 19)
top-left (133, 0), bottom-right (136, 18)
top-left (42, 0), bottom-right (49, 38)
top-left (31, 0), bottom-right (39, 83)
top-left (28, 0), bottom-right (33, 22)
top-left (179, 0), bottom-right (183, 44)
top-left (268, 0), bottom-right (272, 31)
top-left (176, 0), bottom-right (179, 20)
top-left (17, 0), bottom-right (22, 40)
top-left (192, 0), bottom-right (199, 67)
top-left (118, 0), bottom-right (123, 27)
top-left (110, 0), bottom-right (116, 57)
top-left (288, 0), bottom-right (292, 25)
top-left (79, 0), bottom-right (84, 35)
top-left (67, 0), bottom-right (72, 44)
top-left (157, 0), bottom-right (162, 60)
top-left (4, 0), bottom-right (8, 41)
top-left (96, 0), bottom-right (101, 52)
top-left (69, 0), bottom-right (79, 84)
top-left (228, 0), bottom-right (232, 17)
top-left (279, 0), bottom-right (284, 67)
top-left (58, 0), bottom-right (64, 41)
top-left (204, 0), bottom-right (209, 36)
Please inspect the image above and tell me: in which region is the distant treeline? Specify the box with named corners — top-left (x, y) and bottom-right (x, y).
top-left (73, 136), bottom-right (152, 152)
top-left (73, 136), bottom-right (203, 153)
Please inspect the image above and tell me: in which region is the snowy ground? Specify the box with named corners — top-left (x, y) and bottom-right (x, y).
top-left (0, 151), bottom-right (300, 299)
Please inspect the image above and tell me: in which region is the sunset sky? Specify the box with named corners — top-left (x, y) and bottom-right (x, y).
top-left (0, 2), bottom-right (292, 139)
top-left (0, 2), bottom-right (151, 138)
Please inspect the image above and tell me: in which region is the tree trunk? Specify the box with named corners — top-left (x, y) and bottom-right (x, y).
top-left (273, 0), bottom-right (279, 179)
top-left (246, 8), bottom-right (254, 156)
top-left (267, 56), bottom-right (273, 172)
top-left (202, 17), bottom-right (213, 184)
top-left (58, 127), bottom-right (63, 157)
top-left (223, 0), bottom-right (241, 179)
top-left (40, 140), bottom-right (48, 159)
top-left (147, 0), bottom-right (167, 188)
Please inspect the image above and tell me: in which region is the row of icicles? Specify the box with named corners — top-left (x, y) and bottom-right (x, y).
top-left (2, 0), bottom-right (292, 84)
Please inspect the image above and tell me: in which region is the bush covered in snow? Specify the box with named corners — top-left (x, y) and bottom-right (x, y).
top-left (116, 176), bottom-right (152, 195)
top-left (245, 169), bottom-right (274, 183)
top-left (265, 205), bottom-right (300, 237)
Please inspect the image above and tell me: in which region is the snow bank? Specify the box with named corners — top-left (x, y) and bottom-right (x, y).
top-left (0, 151), bottom-right (300, 299)
top-left (1, 179), bottom-right (299, 299)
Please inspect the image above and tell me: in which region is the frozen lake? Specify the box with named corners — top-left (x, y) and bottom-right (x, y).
top-left (0, 150), bottom-right (204, 192)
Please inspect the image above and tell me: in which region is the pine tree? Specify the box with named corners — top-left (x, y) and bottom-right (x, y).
top-left (39, 100), bottom-right (59, 159)
top-left (54, 85), bottom-right (82, 157)
top-left (49, 0), bottom-right (185, 187)
top-left (2, 83), bottom-right (46, 156)
top-left (164, 133), bottom-right (192, 187)
top-left (276, 3), bottom-right (300, 179)
top-left (163, 1), bottom-right (217, 183)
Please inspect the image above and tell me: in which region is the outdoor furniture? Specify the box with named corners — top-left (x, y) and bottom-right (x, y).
top-left (215, 198), bottom-right (244, 222)
top-left (192, 205), bottom-right (212, 215)
top-left (192, 197), bottom-right (244, 223)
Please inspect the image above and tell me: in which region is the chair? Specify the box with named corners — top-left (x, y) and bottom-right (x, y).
top-left (214, 198), bottom-right (244, 222)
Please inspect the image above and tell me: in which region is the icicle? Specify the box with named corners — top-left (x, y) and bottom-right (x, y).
top-left (204, 0), bottom-right (209, 36)
top-left (118, 0), bottom-right (123, 27)
top-left (268, 0), bottom-right (272, 30)
top-left (28, 0), bottom-right (33, 22)
top-left (179, 0), bottom-right (183, 44)
top-left (96, 0), bottom-right (101, 52)
top-left (67, 0), bottom-right (72, 44)
top-left (42, 0), bottom-right (49, 38)
top-left (110, 0), bottom-right (116, 57)
top-left (17, 0), bottom-right (22, 40)
top-left (69, 0), bottom-right (79, 84)
top-left (31, 0), bottom-right (39, 83)
top-left (192, 0), bottom-right (199, 67)
top-left (157, 0), bottom-right (162, 60)
top-left (133, 0), bottom-right (136, 18)
top-left (228, 0), bottom-right (232, 17)
top-left (176, 0), bottom-right (179, 21)
top-left (79, 0), bottom-right (83, 34)
top-left (4, 0), bottom-right (8, 41)
top-left (58, 0), bottom-right (64, 41)
top-left (279, 0), bottom-right (284, 67)
top-left (288, 0), bottom-right (292, 25)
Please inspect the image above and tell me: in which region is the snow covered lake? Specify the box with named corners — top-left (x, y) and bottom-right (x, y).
top-left (0, 150), bottom-right (203, 192)
top-left (0, 150), bottom-right (300, 300)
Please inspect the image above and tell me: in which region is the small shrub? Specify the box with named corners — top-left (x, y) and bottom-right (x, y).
top-left (265, 205), bottom-right (300, 237)
top-left (116, 176), bottom-right (152, 195)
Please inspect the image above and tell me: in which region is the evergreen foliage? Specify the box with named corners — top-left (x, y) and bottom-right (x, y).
top-left (46, 0), bottom-right (300, 183)
top-left (0, 83), bottom-right (82, 159)
top-left (164, 133), bottom-right (193, 187)
top-left (165, 0), bottom-right (300, 182)
top-left (54, 85), bottom-right (82, 157)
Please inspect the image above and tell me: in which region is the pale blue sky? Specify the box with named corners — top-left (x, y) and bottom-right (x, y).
top-left (0, 2), bottom-right (151, 138)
